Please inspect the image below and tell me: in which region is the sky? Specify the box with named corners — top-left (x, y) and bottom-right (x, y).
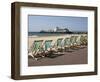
top-left (28, 15), bottom-right (88, 32)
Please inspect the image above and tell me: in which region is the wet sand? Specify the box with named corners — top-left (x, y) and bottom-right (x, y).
top-left (28, 47), bottom-right (87, 66)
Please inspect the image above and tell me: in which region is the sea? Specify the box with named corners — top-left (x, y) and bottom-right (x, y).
top-left (28, 32), bottom-right (86, 37)
top-left (28, 32), bottom-right (70, 37)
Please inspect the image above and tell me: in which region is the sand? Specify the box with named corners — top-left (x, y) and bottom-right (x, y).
top-left (28, 47), bottom-right (87, 66)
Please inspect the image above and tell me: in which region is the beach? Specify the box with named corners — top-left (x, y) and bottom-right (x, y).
top-left (28, 33), bottom-right (87, 66)
top-left (28, 47), bottom-right (87, 66)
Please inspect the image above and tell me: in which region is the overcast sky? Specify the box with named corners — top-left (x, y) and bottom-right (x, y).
top-left (28, 15), bottom-right (88, 32)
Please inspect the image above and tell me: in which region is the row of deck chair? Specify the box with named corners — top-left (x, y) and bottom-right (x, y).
top-left (28, 35), bottom-right (87, 60)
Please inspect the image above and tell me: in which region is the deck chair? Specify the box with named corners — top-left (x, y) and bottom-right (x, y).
top-left (83, 35), bottom-right (88, 45)
top-left (70, 36), bottom-right (78, 48)
top-left (29, 40), bottom-right (44, 60)
top-left (75, 35), bottom-right (82, 48)
top-left (50, 40), bottom-right (58, 52)
top-left (64, 37), bottom-right (71, 51)
top-left (73, 36), bottom-right (81, 48)
top-left (56, 38), bottom-right (64, 52)
top-left (77, 35), bottom-right (87, 49)
top-left (80, 35), bottom-right (87, 46)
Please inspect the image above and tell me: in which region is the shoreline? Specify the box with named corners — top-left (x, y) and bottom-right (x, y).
top-left (28, 33), bottom-right (87, 37)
